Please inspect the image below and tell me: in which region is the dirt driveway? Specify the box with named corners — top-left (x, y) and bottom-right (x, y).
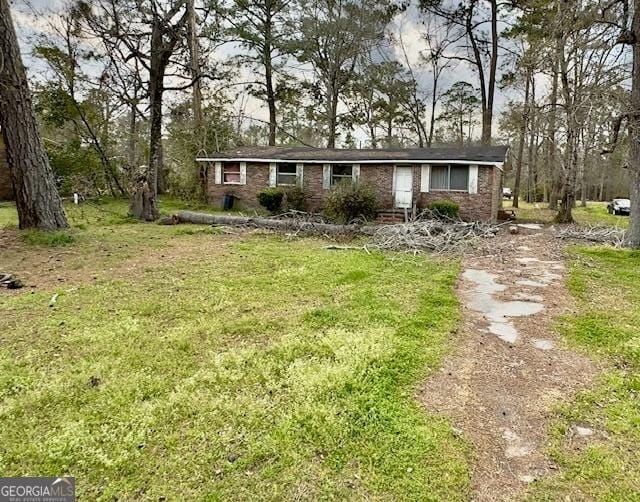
top-left (420, 226), bottom-right (599, 501)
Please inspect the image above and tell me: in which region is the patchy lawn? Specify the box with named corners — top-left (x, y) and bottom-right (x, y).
top-left (0, 199), bottom-right (469, 500)
top-left (503, 200), bottom-right (630, 228)
top-left (529, 247), bottom-right (640, 499)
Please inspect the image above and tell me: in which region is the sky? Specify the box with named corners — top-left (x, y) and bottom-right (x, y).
top-left (10, 0), bottom-right (522, 146)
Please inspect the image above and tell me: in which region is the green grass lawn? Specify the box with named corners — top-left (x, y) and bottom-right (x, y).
top-left (503, 200), bottom-right (630, 228)
top-left (529, 247), bottom-right (640, 500)
top-left (0, 199), bottom-right (468, 500)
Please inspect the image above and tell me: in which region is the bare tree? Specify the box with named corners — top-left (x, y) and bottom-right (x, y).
top-left (418, 14), bottom-right (456, 147)
top-left (419, 0), bottom-right (500, 145)
top-left (224, 0), bottom-right (295, 146)
top-left (34, 7), bottom-right (127, 196)
top-left (512, 66), bottom-right (531, 209)
top-left (296, 0), bottom-right (398, 148)
top-left (80, 0), bottom-right (192, 220)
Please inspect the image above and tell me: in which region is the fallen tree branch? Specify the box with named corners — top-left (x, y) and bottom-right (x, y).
top-left (175, 210), bottom-right (503, 253)
top-left (556, 225), bottom-right (627, 247)
top-left (367, 217), bottom-right (501, 254)
top-left (175, 211), bottom-right (376, 236)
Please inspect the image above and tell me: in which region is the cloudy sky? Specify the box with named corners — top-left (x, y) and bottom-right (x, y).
top-left (10, 0), bottom-right (521, 145)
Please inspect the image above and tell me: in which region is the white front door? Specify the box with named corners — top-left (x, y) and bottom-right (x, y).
top-left (394, 166), bottom-right (413, 209)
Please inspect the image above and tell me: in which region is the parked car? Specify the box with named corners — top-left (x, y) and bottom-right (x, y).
top-left (503, 187), bottom-right (512, 199)
top-left (607, 198), bottom-right (631, 215)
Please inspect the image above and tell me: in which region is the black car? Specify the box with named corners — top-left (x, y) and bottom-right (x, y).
top-left (607, 198), bottom-right (631, 216)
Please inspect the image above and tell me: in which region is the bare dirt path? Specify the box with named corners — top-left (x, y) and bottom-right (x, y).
top-left (420, 226), bottom-right (599, 501)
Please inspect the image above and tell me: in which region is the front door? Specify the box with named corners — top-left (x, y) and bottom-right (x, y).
top-left (394, 166), bottom-right (413, 209)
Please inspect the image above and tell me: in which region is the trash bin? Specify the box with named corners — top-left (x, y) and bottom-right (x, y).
top-left (223, 193), bottom-right (235, 210)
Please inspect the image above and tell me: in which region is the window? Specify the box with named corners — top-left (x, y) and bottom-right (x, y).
top-left (430, 164), bottom-right (469, 191)
top-left (277, 163), bottom-right (297, 186)
top-left (450, 165), bottom-right (469, 191)
top-left (223, 162), bottom-right (241, 184)
top-left (331, 165), bottom-right (353, 186)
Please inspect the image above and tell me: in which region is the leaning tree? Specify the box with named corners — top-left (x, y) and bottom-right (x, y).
top-left (0, 0), bottom-right (68, 230)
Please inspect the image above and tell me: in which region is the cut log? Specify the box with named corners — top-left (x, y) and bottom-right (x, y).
top-left (158, 214), bottom-right (179, 225)
top-left (175, 211), bottom-right (376, 236)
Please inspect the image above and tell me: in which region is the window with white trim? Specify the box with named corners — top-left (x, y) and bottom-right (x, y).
top-left (276, 163), bottom-right (297, 186)
top-left (331, 165), bottom-right (353, 186)
top-left (430, 164), bottom-right (469, 191)
top-left (223, 162), bottom-right (241, 184)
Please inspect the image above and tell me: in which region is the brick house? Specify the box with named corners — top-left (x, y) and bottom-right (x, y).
top-left (198, 145), bottom-right (508, 221)
top-left (0, 136), bottom-right (13, 201)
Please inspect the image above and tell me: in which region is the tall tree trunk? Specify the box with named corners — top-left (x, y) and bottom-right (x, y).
top-left (188, 0), bottom-right (206, 195)
top-left (156, 140), bottom-right (166, 194)
top-left (128, 103), bottom-right (138, 170)
top-left (547, 57), bottom-right (560, 209)
top-left (264, 9), bottom-right (277, 146)
top-left (555, 1), bottom-right (575, 223)
top-left (0, 0), bottom-right (68, 230)
top-left (369, 121), bottom-right (377, 148)
top-left (481, 0), bottom-right (498, 145)
top-left (556, 122), bottom-right (577, 223)
top-left (598, 167), bottom-right (605, 201)
top-left (627, 0), bottom-right (640, 247)
top-left (579, 129), bottom-right (588, 207)
top-left (513, 68), bottom-right (531, 208)
top-left (526, 76), bottom-right (536, 203)
top-left (428, 73), bottom-right (438, 147)
top-left (131, 20), bottom-right (164, 221)
top-left (326, 84), bottom-right (339, 148)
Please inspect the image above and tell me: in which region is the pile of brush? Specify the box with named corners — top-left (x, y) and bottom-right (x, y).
top-left (368, 212), bottom-right (501, 254)
top-left (556, 225), bottom-right (627, 248)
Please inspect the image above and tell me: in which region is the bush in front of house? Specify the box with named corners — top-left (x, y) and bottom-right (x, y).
top-left (284, 186), bottom-right (309, 212)
top-left (324, 181), bottom-right (378, 223)
top-left (257, 188), bottom-right (285, 213)
top-left (428, 200), bottom-right (460, 219)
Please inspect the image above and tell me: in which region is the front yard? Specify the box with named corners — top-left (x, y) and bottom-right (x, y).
top-left (3, 197), bottom-right (639, 500)
top-left (530, 246), bottom-right (640, 499)
top-left (0, 199), bottom-right (468, 500)
top-left (503, 200), bottom-right (630, 228)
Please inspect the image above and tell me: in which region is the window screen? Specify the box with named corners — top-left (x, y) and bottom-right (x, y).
top-left (449, 165), bottom-right (469, 191)
top-left (331, 165), bottom-right (353, 186)
top-left (430, 165), bottom-right (469, 191)
top-left (277, 163), bottom-right (297, 186)
top-left (430, 166), bottom-right (448, 190)
top-left (223, 162), bottom-right (241, 183)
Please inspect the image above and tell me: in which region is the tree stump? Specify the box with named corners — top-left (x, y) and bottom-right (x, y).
top-left (130, 181), bottom-right (159, 221)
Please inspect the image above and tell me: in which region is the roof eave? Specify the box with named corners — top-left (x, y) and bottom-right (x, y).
top-left (195, 157), bottom-right (506, 166)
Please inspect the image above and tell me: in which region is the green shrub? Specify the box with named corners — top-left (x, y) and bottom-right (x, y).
top-left (324, 181), bottom-right (378, 223)
top-left (257, 188), bottom-right (285, 213)
top-left (284, 186), bottom-right (309, 212)
top-left (428, 200), bottom-right (459, 219)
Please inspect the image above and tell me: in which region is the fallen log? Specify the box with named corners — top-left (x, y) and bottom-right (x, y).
top-left (175, 211), bottom-right (376, 236)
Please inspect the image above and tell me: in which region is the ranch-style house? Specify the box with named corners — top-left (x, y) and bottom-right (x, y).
top-left (197, 145), bottom-right (509, 221)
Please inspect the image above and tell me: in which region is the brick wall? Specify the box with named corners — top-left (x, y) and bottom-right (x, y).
top-left (418, 165), bottom-right (496, 221)
top-left (207, 160), bottom-right (500, 221)
top-left (207, 161), bottom-right (270, 209)
top-left (491, 167), bottom-right (503, 221)
top-left (0, 137), bottom-right (13, 201)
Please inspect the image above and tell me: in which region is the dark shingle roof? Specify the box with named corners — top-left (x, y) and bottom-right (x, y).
top-left (198, 145), bottom-right (509, 164)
